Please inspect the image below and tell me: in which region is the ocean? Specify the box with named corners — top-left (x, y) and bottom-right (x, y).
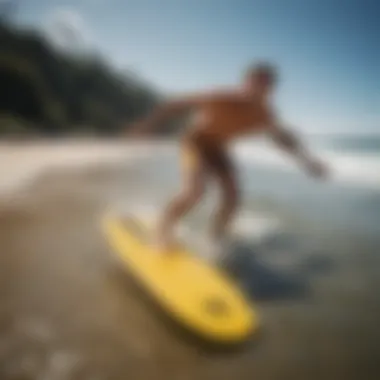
top-left (233, 133), bottom-right (380, 234)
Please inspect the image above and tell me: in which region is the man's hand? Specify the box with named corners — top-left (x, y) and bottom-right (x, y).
top-left (304, 158), bottom-right (329, 180)
top-left (122, 119), bottom-right (156, 140)
top-left (125, 121), bottom-right (149, 137)
top-left (267, 123), bottom-right (329, 180)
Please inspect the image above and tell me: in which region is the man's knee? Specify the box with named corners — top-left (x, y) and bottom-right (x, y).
top-left (178, 183), bottom-right (205, 205)
top-left (220, 183), bottom-right (239, 212)
top-left (187, 184), bottom-right (205, 203)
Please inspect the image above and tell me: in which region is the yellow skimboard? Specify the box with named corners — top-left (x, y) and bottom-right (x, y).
top-left (102, 214), bottom-right (259, 345)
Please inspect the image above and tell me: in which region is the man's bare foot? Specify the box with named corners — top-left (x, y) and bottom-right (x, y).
top-left (202, 235), bottom-right (233, 262)
top-left (152, 231), bottom-right (177, 255)
top-left (201, 236), bottom-right (221, 261)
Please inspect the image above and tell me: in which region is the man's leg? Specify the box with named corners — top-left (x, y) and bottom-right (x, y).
top-left (209, 152), bottom-right (240, 244)
top-left (156, 144), bottom-right (206, 251)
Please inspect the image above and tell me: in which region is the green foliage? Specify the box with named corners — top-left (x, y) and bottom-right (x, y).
top-left (0, 113), bottom-right (36, 137)
top-left (0, 19), bottom-right (161, 136)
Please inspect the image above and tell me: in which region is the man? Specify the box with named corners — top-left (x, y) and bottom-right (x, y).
top-left (130, 62), bottom-right (328, 254)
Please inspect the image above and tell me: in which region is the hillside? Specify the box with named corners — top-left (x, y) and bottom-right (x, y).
top-left (0, 18), bottom-right (162, 137)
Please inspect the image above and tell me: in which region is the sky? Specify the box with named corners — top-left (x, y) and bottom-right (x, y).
top-left (7, 0), bottom-right (380, 133)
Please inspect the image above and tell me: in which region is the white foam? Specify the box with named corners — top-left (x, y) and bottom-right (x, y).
top-left (233, 140), bottom-right (380, 190)
top-left (232, 211), bottom-right (282, 241)
top-left (0, 141), bottom-right (157, 197)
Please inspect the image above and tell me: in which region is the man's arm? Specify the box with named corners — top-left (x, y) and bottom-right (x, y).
top-left (127, 91), bottom-right (218, 136)
top-left (267, 120), bottom-right (328, 179)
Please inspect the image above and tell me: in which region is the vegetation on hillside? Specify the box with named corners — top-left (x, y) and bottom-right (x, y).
top-left (0, 13), bottom-right (163, 137)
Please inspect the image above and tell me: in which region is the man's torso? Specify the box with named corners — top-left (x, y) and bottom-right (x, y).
top-left (186, 92), bottom-right (273, 144)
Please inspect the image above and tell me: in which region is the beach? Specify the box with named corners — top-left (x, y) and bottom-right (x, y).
top-left (0, 139), bottom-right (380, 380)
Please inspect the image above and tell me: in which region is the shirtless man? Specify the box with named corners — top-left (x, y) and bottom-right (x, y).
top-left (130, 62), bottom-right (328, 253)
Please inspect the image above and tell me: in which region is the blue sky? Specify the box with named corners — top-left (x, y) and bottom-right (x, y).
top-left (11, 0), bottom-right (380, 133)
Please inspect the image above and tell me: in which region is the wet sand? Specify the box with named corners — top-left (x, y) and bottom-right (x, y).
top-left (1, 141), bottom-right (380, 380)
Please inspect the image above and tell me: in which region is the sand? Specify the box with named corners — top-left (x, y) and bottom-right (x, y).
top-left (0, 140), bottom-right (379, 380)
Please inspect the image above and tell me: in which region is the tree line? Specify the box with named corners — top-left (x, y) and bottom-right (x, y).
top-left (0, 16), bottom-right (164, 137)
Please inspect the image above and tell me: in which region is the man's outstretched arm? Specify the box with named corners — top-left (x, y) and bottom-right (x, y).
top-left (127, 91), bottom-right (222, 136)
top-left (267, 122), bottom-right (328, 179)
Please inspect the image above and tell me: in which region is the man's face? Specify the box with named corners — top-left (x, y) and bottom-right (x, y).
top-left (244, 71), bottom-right (275, 96)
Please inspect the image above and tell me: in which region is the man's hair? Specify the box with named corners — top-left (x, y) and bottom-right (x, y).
top-left (245, 62), bottom-right (277, 84)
